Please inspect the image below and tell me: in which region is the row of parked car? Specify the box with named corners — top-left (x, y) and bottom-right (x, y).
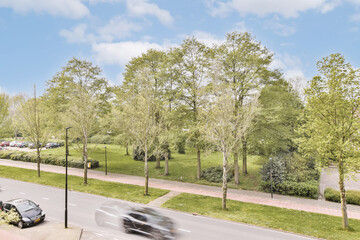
top-left (0, 140), bottom-right (61, 149)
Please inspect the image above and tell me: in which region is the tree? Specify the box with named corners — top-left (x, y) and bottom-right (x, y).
top-left (300, 53), bottom-right (360, 229)
top-left (0, 93), bottom-right (9, 125)
top-left (176, 37), bottom-right (211, 179)
top-left (203, 82), bottom-right (258, 209)
top-left (122, 67), bottom-right (159, 195)
top-left (215, 32), bottom-right (273, 183)
top-left (14, 85), bottom-right (51, 177)
top-left (45, 57), bottom-right (110, 184)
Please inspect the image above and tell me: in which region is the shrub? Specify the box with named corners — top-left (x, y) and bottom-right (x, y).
top-left (324, 188), bottom-right (360, 206)
top-left (261, 180), bottom-right (319, 199)
top-left (89, 135), bottom-right (113, 144)
top-left (0, 208), bottom-right (20, 224)
top-left (0, 150), bottom-right (99, 169)
top-left (132, 146), bottom-right (171, 161)
top-left (201, 165), bottom-right (234, 183)
top-left (260, 156), bottom-right (286, 185)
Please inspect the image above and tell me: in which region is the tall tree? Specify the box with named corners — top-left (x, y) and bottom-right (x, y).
top-left (299, 53), bottom-right (360, 229)
top-left (45, 57), bottom-right (110, 184)
top-left (215, 32), bottom-right (273, 183)
top-left (14, 85), bottom-right (51, 177)
top-left (203, 82), bottom-right (257, 209)
top-left (176, 37), bottom-right (211, 179)
top-left (122, 67), bottom-right (159, 195)
top-left (0, 93), bottom-right (9, 126)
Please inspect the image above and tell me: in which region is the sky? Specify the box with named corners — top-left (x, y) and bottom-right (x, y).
top-left (0, 0), bottom-right (360, 96)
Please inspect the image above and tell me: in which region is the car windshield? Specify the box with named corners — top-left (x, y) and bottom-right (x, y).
top-left (16, 201), bottom-right (37, 213)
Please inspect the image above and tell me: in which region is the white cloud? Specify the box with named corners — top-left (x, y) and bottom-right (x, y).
top-left (92, 41), bottom-right (168, 65)
top-left (0, 0), bottom-right (89, 19)
top-left (350, 13), bottom-right (360, 22)
top-left (207, 0), bottom-right (335, 18)
top-left (265, 18), bottom-right (296, 36)
top-left (97, 16), bottom-right (142, 42)
top-left (60, 24), bottom-right (92, 43)
top-left (126, 0), bottom-right (174, 25)
top-left (192, 31), bottom-right (224, 46)
top-left (234, 21), bottom-right (247, 32)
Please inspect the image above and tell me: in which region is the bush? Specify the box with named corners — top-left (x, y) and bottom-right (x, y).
top-left (260, 155), bottom-right (286, 185)
top-left (324, 188), bottom-right (360, 206)
top-left (0, 150), bottom-right (99, 169)
top-left (261, 180), bottom-right (319, 199)
top-left (89, 134), bottom-right (113, 144)
top-left (132, 146), bottom-right (171, 161)
top-left (0, 208), bottom-right (20, 224)
top-left (201, 165), bottom-right (234, 183)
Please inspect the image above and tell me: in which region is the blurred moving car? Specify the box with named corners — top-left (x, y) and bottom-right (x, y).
top-left (123, 207), bottom-right (176, 240)
top-left (0, 198), bottom-right (45, 229)
top-left (0, 141), bottom-right (10, 147)
top-left (45, 142), bottom-right (60, 149)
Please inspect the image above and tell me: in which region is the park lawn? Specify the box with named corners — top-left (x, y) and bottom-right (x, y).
top-left (0, 165), bottom-right (168, 204)
top-left (43, 144), bottom-right (265, 190)
top-left (162, 193), bottom-right (360, 240)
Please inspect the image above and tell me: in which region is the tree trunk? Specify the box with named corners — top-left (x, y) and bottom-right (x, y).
top-left (36, 146), bottom-right (41, 177)
top-left (196, 145), bottom-right (201, 179)
top-left (125, 144), bottom-right (129, 156)
top-left (338, 160), bottom-right (348, 229)
top-left (164, 151), bottom-right (169, 176)
top-left (144, 148), bottom-right (149, 196)
top-left (155, 154), bottom-right (161, 169)
top-left (233, 152), bottom-right (239, 184)
top-left (242, 136), bottom-right (248, 174)
top-left (222, 152), bottom-right (228, 210)
top-left (83, 141), bottom-right (88, 185)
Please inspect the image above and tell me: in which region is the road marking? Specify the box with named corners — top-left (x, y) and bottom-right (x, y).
top-left (42, 197), bottom-right (50, 200)
top-left (94, 232), bottom-right (103, 237)
top-left (0, 187), bottom-right (5, 191)
top-left (69, 203), bottom-right (77, 207)
top-left (178, 228), bottom-right (191, 233)
top-left (19, 192), bottom-right (26, 195)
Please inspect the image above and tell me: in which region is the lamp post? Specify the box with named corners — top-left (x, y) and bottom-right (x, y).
top-left (104, 146), bottom-right (107, 175)
top-left (65, 127), bottom-right (71, 228)
top-left (269, 157), bottom-right (273, 199)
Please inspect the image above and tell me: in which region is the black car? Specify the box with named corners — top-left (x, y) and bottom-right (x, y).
top-left (45, 142), bottom-right (60, 149)
top-left (123, 207), bottom-right (176, 240)
top-left (0, 198), bottom-right (45, 228)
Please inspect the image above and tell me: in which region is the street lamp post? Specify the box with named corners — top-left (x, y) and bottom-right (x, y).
top-left (65, 127), bottom-right (71, 228)
top-left (269, 157), bottom-right (273, 199)
top-left (105, 146), bottom-right (107, 175)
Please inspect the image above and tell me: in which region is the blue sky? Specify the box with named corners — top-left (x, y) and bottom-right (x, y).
top-left (1, 0), bottom-right (360, 95)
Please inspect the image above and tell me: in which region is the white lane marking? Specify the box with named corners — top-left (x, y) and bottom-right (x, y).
top-left (42, 197), bottom-right (50, 200)
top-left (178, 228), bottom-right (191, 233)
top-left (19, 192), bottom-right (26, 195)
top-left (69, 203), bottom-right (77, 207)
top-left (94, 232), bottom-right (103, 237)
top-left (0, 187), bottom-right (5, 191)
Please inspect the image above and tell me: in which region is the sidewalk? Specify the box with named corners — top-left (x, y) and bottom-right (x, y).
top-left (1, 159), bottom-right (360, 220)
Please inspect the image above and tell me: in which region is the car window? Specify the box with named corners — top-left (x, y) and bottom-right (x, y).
top-left (16, 201), bottom-right (37, 213)
top-left (3, 203), bottom-right (11, 211)
top-left (130, 213), bottom-right (147, 222)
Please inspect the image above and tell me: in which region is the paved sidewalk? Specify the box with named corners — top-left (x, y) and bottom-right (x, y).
top-left (1, 159), bottom-right (360, 220)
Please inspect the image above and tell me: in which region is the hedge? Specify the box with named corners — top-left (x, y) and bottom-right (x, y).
top-left (0, 150), bottom-right (99, 169)
top-left (324, 188), bottom-right (360, 206)
top-left (261, 180), bottom-right (319, 199)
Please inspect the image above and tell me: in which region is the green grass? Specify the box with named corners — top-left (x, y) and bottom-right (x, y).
top-left (0, 165), bottom-right (168, 204)
top-left (162, 193), bottom-right (360, 240)
top-left (44, 144), bottom-right (266, 190)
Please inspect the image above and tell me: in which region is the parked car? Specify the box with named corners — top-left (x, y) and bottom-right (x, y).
top-left (10, 141), bottom-right (19, 147)
top-left (45, 143), bottom-right (60, 149)
top-left (15, 142), bottom-right (24, 147)
top-left (28, 143), bottom-right (43, 149)
top-left (0, 198), bottom-right (45, 229)
top-left (19, 142), bottom-right (30, 148)
top-left (0, 141), bottom-right (10, 147)
top-left (123, 207), bottom-right (176, 240)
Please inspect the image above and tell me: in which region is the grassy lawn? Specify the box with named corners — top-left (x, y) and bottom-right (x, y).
top-left (162, 193), bottom-right (360, 240)
top-left (0, 165), bottom-right (168, 204)
top-left (43, 144), bottom-right (266, 190)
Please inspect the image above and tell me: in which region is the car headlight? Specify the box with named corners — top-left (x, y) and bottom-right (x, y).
top-left (41, 210), bottom-right (45, 216)
top-left (22, 217), bottom-right (31, 222)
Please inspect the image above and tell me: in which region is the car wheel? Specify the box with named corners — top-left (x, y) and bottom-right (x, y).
top-left (17, 221), bottom-right (24, 229)
top-left (123, 225), bottom-right (132, 234)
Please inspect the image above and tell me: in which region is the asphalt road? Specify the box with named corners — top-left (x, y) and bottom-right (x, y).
top-left (0, 177), bottom-right (316, 240)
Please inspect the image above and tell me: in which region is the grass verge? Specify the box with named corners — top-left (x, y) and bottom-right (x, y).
top-left (0, 165), bottom-right (168, 204)
top-left (162, 193), bottom-right (360, 240)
